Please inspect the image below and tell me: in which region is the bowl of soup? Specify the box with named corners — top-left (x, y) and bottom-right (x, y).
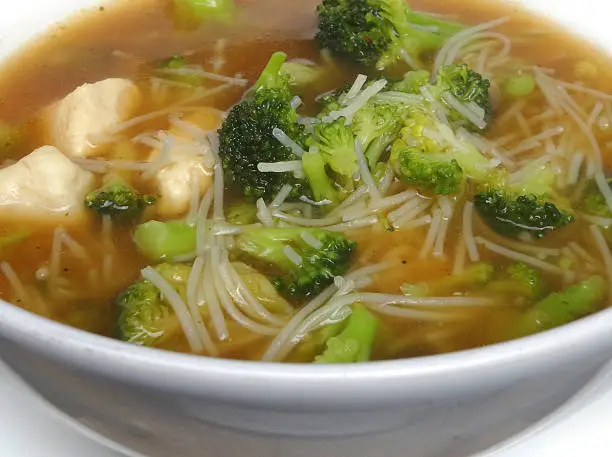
top-left (1, 0), bottom-right (612, 456)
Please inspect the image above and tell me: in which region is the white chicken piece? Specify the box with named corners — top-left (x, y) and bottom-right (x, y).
top-left (43, 78), bottom-right (141, 158)
top-left (0, 146), bottom-right (95, 220)
top-left (150, 110), bottom-right (222, 218)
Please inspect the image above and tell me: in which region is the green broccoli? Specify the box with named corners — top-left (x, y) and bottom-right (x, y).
top-left (431, 64), bottom-right (493, 131)
top-left (232, 262), bottom-right (292, 314)
top-left (226, 202), bottom-right (258, 226)
top-left (310, 119), bottom-right (359, 189)
top-left (236, 227), bottom-right (357, 297)
top-left (582, 180), bottom-right (612, 218)
top-left (314, 304), bottom-right (378, 363)
top-left (390, 144), bottom-right (464, 195)
top-left (133, 220), bottom-right (197, 261)
top-left (116, 263), bottom-right (191, 346)
top-left (401, 262), bottom-right (494, 297)
top-left (281, 61), bottom-right (327, 88)
top-left (85, 178), bottom-right (155, 224)
top-left (512, 276), bottom-right (606, 338)
top-left (485, 261), bottom-right (547, 301)
top-left (316, 0), bottom-right (463, 71)
top-left (172, 0), bottom-right (235, 29)
top-left (392, 69), bottom-right (430, 94)
top-left (218, 52), bottom-right (310, 200)
top-left (474, 189), bottom-right (574, 239)
top-left (157, 55), bottom-right (202, 86)
top-left (301, 148), bottom-right (343, 204)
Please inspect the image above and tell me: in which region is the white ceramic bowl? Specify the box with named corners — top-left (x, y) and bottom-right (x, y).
top-left (1, 1), bottom-right (612, 456)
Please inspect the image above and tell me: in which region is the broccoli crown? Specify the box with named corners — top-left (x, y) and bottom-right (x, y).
top-left (116, 264), bottom-right (191, 346)
top-left (85, 179), bottom-right (155, 224)
top-left (583, 180), bottom-right (612, 218)
top-left (506, 261), bottom-right (546, 299)
top-left (218, 52), bottom-right (310, 200)
top-left (391, 146), bottom-right (464, 195)
top-left (434, 64), bottom-right (493, 131)
top-left (281, 61), bottom-right (326, 88)
top-left (474, 189), bottom-right (574, 239)
top-left (311, 119), bottom-right (359, 186)
top-left (316, 0), bottom-right (462, 70)
top-left (301, 148), bottom-right (342, 204)
top-left (392, 69), bottom-right (431, 94)
top-left (236, 227), bottom-right (357, 297)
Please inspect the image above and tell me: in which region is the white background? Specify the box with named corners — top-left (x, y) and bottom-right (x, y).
top-left (1, 361), bottom-right (611, 457)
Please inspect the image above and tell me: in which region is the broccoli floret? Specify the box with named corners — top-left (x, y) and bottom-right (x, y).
top-left (172, 0), bottom-right (235, 29)
top-left (512, 276), bottom-right (606, 338)
top-left (301, 148), bottom-right (343, 204)
top-left (392, 69), bottom-right (430, 94)
top-left (116, 263), bottom-right (191, 346)
top-left (485, 261), bottom-right (547, 301)
top-left (227, 202), bottom-right (258, 226)
top-left (401, 262), bottom-right (494, 297)
top-left (390, 144), bottom-right (464, 195)
top-left (314, 304), bottom-right (378, 363)
top-left (281, 61), bottom-right (327, 88)
top-left (133, 220), bottom-right (197, 261)
top-left (219, 52), bottom-right (310, 200)
top-left (582, 180), bottom-right (612, 218)
top-left (232, 262), bottom-right (292, 314)
top-left (316, 0), bottom-right (462, 71)
top-left (432, 64), bottom-right (493, 131)
top-left (474, 189), bottom-right (574, 239)
top-left (236, 227), bottom-right (357, 297)
top-left (85, 178), bottom-right (155, 224)
top-left (310, 119), bottom-right (359, 189)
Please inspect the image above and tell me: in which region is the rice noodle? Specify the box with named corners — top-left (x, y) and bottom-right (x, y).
top-left (0, 261), bottom-right (28, 305)
top-left (142, 266), bottom-right (204, 353)
top-left (395, 215), bottom-right (433, 230)
top-left (420, 209), bottom-right (443, 259)
top-left (142, 134), bottom-right (175, 180)
top-left (213, 163), bottom-right (225, 221)
top-left (341, 74), bottom-right (368, 105)
top-left (505, 126), bottom-right (564, 157)
top-left (196, 188), bottom-right (214, 255)
top-left (323, 79), bottom-right (388, 124)
top-left (569, 241), bottom-right (599, 265)
top-left (256, 198), bottom-right (274, 227)
top-left (588, 102), bottom-right (604, 127)
top-left (354, 138), bottom-right (381, 201)
top-left (186, 256), bottom-right (219, 355)
top-left (59, 230), bottom-right (90, 262)
top-left (272, 128), bottom-right (305, 157)
top-left (325, 215), bottom-right (380, 232)
top-left (186, 169), bottom-right (201, 227)
top-left (476, 237), bottom-right (568, 275)
top-left (269, 184), bottom-right (293, 209)
top-left (461, 202), bottom-right (479, 262)
top-left (257, 161), bottom-right (303, 173)
top-left (566, 152), bottom-right (585, 186)
top-left (390, 199), bottom-right (433, 228)
top-left (442, 92), bottom-right (487, 130)
top-left (272, 210), bottom-right (341, 227)
top-left (453, 237), bottom-right (467, 275)
top-left (201, 254), bottom-right (230, 341)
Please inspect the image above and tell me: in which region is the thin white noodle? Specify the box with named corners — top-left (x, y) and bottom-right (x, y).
top-left (156, 67), bottom-right (248, 86)
top-left (142, 134), bottom-right (175, 180)
top-left (569, 241), bottom-right (599, 265)
top-left (141, 266), bottom-right (204, 353)
top-left (269, 184), bottom-right (293, 208)
top-left (325, 216), bottom-right (379, 232)
top-left (196, 188), bottom-right (214, 255)
top-left (433, 201), bottom-right (455, 258)
top-left (272, 128), bottom-right (305, 158)
top-left (453, 237), bottom-right (467, 275)
top-left (354, 138), bottom-right (381, 201)
top-left (342, 74), bottom-right (368, 105)
top-left (323, 79), bottom-right (388, 124)
top-left (505, 126), bottom-right (564, 157)
top-left (595, 171), bottom-right (612, 214)
top-left (186, 257), bottom-right (218, 355)
top-left (420, 209), bottom-right (443, 259)
top-left (588, 102), bottom-right (604, 128)
top-left (367, 304), bottom-right (465, 321)
top-left (476, 237), bottom-right (568, 275)
top-left (213, 164), bottom-right (225, 221)
top-left (257, 161), bottom-right (303, 173)
top-left (442, 92), bottom-right (487, 130)
top-left (272, 211), bottom-right (341, 227)
top-left (59, 230), bottom-right (90, 262)
top-left (256, 198), bottom-right (274, 227)
top-left (203, 253), bottom-right (230, 341)
top-left (463, 202), bottom-right (480, 262)
top-left (186, 169), bottom-right (201, 227)
top-left (395, 215), bottom-right (433, 230)
top-left (580, 213), bottom-right (612, 227)
top-left (283, 246), bottom-right (303, 265)
top-left (391, 199), bottom-right (433, 228)
top-left (567, 152), bottom-right (585, 186)
top-left (49, 228), bottom-right (63, 285)
top-left (301, 231), bottom-right (323, 249)
top-left (0, 262), bottom-right (28, 305)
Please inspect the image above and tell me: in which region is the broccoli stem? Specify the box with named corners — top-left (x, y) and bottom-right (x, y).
top-left (133, 221), bottom-right (197, 261)
top-left (314, 305), bottom-right (378, 364)
top-left (513, 276), bottom-right (606, 338)
top-left (254, 51), bottom-right (288, 92)
top-left (173, 0), bottom-right (235, 27)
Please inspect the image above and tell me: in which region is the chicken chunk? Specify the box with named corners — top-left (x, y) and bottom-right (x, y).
top-left (43, 78), bottom-right (141, 158)
top-left (151, 110), bottom-right (222, 218)
top-left (0, 146), bottom-right (94, 220)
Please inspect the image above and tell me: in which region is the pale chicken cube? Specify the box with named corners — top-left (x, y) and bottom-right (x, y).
top-left (0, 146), bottom-right (94, 220)
top-left (44, 78), bottom-right (141, 158)
top-left (151, 110), bottom-right (222, 218)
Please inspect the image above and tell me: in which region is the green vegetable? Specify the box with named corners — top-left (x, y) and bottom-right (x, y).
top-left (0, 229), bottom-right (30, 251)
top-left (310, 119), bottom-right (359, 189)
top-left (134, 221), bottom-right (197, 261)
top-left (474, 189), bottom-right (574, 239)
top-left (316, 0), bottom-right (463, 71)
top-left (281, 61), bottom-right (326, 88)
top-left (116, 263), bottom-right (191, 346)
top-left (236, 227), bottom-right (357, 298)
top-left (513, 276), bottom-right (606, 337)
top-left (302, 148), bottom-right (342, 204)
top-left (504, 73), bottom-right (536, 98)
top-left (392, 69), bottom-right (430, 94)
top-left (582, 180), bottom-right (612, 218)
top-left (157, 55), bottom-right (202, 86)
top-left (486, 262), bottom-right (547, 300)
top-left (314, 304), bottom-right (378, 363)
top-left (85, 178), bottom-right (155, 224)
top-left (173, 0), bottom-right (235, 29)
top-left (432, 64), bottom-right (493, 131)
top-left (218, 52), bottom-right (310, 200)
top-left (401, 262), bottom-right (494, 297)
top-left (232, 262), bottom-right (292, 314)
top-left (227, 202), bottom-right (258, 226)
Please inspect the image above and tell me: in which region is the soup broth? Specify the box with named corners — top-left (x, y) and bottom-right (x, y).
top-left (0, 0), bottom-right (611, 362)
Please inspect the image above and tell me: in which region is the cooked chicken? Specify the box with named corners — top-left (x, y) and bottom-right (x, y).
top-left (151, 110), bottom-right (222, 218)
top-left (0, 146), bottom-right (94, 220)
top-left (43, 78), bottom-right (141, 158)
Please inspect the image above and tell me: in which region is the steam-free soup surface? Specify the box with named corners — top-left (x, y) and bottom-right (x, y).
top-left (0, 0), bottom-right (611, 363)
